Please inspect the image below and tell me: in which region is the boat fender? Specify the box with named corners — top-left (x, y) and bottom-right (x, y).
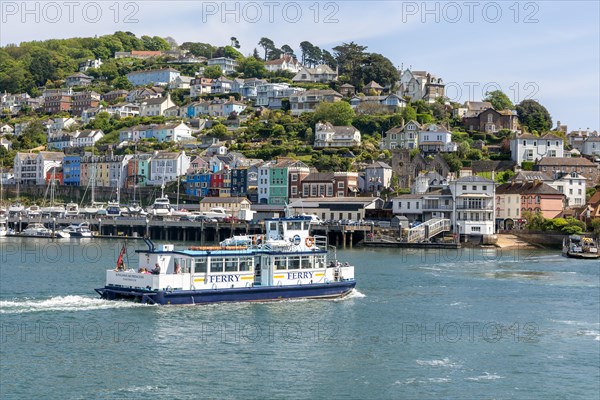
top-left (305, 237), bottom-right (314, 247)
top-left (324, 278), bottom-right (330, 284)
top-left (190, 285), bottom-right (195, 291)
top-left (166, 285), bottom-right (172, 292)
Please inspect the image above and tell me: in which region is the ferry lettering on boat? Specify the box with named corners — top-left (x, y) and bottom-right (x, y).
top-left (95, 216), bottom-right (356, 305)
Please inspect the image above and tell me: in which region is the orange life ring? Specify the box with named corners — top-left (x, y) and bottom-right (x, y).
top-left (305, 237), bottom-right (314, 247)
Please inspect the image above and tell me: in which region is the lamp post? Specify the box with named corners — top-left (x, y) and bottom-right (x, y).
top-left (145, 217), bottom-right (150, 238)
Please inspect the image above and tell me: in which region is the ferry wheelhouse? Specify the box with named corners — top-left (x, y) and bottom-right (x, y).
top-left (96, 216), bottom-right (356, 305)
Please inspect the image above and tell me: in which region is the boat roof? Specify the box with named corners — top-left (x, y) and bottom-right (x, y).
top-left (137, 247), bottom-right (326, 257)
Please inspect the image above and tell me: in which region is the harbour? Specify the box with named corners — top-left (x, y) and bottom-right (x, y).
top-left (0, 236), bottom-right (598, 399)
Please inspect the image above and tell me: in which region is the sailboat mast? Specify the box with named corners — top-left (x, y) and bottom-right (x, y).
top-left (91, 159), bottom-right (96, 204)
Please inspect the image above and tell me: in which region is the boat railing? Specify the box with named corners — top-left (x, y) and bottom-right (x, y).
top-left (313, 235), bottom-right (328, 249)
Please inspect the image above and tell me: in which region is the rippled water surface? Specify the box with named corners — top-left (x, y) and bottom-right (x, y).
top-left (1, 238), bottom-right (598, 399)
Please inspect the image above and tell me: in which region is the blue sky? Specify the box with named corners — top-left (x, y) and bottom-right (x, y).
top-left (1, 1), bottom-right (598, 131)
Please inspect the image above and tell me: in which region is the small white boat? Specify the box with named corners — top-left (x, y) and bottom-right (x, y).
top-left (124, 201), bottom-right (147, 216)
top-left (8, 202), bottom-right (25, 216)
top-left (82, 202), bottom-right (106, 215)
top-left (62, 222), bottom-right (93, 238)
top-left (41, 205), bottom-right (66, 217)
top-left (26, 204), bottom-right (42, 217)
top-left (147, 197), bottom-right (173, 217)
top-left (106, 201), bottom-right (123, 217)
top-left (201, 207), bottom-right (229, 220)
top-left (64, 203), bottom-right (80, 217)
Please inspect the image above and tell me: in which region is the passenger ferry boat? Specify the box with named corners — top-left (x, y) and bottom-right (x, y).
top-left (562, 235), bottom-right (599, 259)
top-left (95, 216), bottom-right (356, 305)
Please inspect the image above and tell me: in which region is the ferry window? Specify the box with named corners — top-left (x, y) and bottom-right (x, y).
top-left (225, 258), bottom-right (238, 272)
top-left (275, 256), bottom-right (286, 270)
top-left (239, 257), bottom-right (252, 272)
top-left (210, 259), bottom-right (224, 273)
top-left (288, 256), bottom-right (301, 269)
top-left (301, 256), bottom-right (312, 269)
top-left (269, 222), bottom-right (277, 231)
top-left (194, 259), bottom-right (207, 273)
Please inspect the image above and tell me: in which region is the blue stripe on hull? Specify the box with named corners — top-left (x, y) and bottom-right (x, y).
top-left (96, 282), bottom-right (356, 305)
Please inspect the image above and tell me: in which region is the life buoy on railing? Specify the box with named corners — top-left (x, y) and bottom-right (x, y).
top-left (305, 236), bottom-right (314, 248)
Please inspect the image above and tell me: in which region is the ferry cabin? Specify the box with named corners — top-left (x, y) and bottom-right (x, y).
top-left (103, 217), bottom-right (354, 296)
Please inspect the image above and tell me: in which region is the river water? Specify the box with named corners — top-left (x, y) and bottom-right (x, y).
top-left (0, 237), bottom-right (598, 399)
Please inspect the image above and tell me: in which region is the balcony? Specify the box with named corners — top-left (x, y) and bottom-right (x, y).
top-left (456, 204), bottom-right (493, 210)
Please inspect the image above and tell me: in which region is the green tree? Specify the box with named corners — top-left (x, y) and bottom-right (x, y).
top-left (402, 105), bottom-right (417, 122)
top-left (354, 53), bottom-right (399, 89)
top-left (237, 57), bottom-right (267, 78)
top-left (258, 37), bottom-right (275, 61)
top-left (313, 101), bottom-right (355, 126)
top-left (333, 42), bottom-right (367, 78)
top-left (484, 90), bottom-right (514, 110)
top-left (516, 99), bottom-right (552, 133)
top-left (203, 66), bottom-right (223, 79)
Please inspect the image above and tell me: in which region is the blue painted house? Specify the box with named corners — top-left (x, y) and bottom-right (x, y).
top-left (63, 155), bottom-right (81, 186)
top-left (185, 172), bottom-right (212, 197)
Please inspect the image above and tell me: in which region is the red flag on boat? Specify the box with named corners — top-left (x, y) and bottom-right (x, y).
top-left (115, 244), bottom-right (126, 271)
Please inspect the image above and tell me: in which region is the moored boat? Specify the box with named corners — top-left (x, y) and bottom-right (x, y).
top-left (562, 235), bottom-right (600, 259)
top-left (96, 216), bottom-right (356, 305)
top-left (21, 223), bottom-right (70, 238)
top-left (62, 222), bottom-right (93, 238)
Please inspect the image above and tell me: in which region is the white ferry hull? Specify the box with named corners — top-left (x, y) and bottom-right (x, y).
top-left (96, 281), bottom-right (356, 305)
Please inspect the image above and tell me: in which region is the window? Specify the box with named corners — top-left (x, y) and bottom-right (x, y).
top-left (210, 259), bottom-right (224, 273)
top-left (407, 201), bottom-right (410, 210)
top-left (291, 186), bottom-right (297, 195)
top-left (194, 259), bottom-right (207, 273)
top-left (337, 181), bottom-right (344, 189)
top-left (471, 226), bottom-right (481, 232)
top-left (472, 186), bottom-right (477, 190)
top-left (462, 185), bottom-right (467, 190)
top-left (291, 173), bottom-right (298, 182)
top-left (225, 258), bottom-right (238, 272)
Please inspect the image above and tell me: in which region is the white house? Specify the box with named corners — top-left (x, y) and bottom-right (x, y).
top-left (549, 171), bottom-right (587, 207)
top-left (74, 129), bottom-right (104, 147)
top-left (418, 124), bottom-right (457, 154)
top-left (510, 133), bottom-right (564, 165)
top-left (139, 95), bottom-right (175, 117)
top-left (314, 122), bottom-right (361, 148)
top-left (581, 137), bottom-right (600, 157)
top-left (450, 176), bottom-right (495, 236)
top-left (397, 69), bottom-right (445, 103)
top-left (207, 57), bottom-right (239, 74)
top-left (168, 76), bottom-right (193, 90)
top-left (292, 65), bottom-right (338, 83)
top-left (211, 77), bottom-right (233, 94)
top-left (126, 68), bottom-right (181, 86)
top-left (391, 194), bottom-right (424, 222)
top-left (265, 55), bottom-right (302, 73)
top-left (46, 117), bottom-right (77, 134)
top-left (149, 151), bottom-right (191, 185)
top-left (364, 162), bottom-right (393, 193)
top-left (255, 83), bottom-right (304, 108)
top-left (257, 160), bottom-right (275, 204)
